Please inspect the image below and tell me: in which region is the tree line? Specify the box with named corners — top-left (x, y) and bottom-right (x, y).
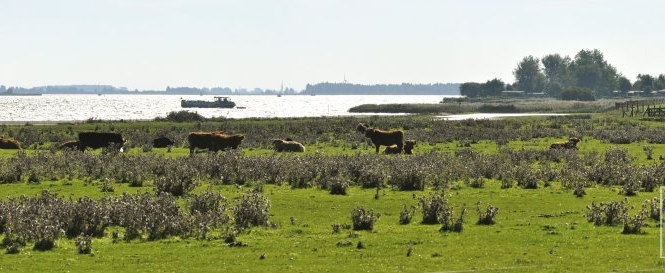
top-left (460, 49), bottom-right (665, 100)
top-left (303, 82), bottom-right (460, 95)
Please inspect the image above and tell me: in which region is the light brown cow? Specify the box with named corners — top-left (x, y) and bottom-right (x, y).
top-left (550, 137), bottom-right (581, 150)
top-left (272, 139), bottom-right (305, 152)
top-left (364, 128), bottom-right (405, 154)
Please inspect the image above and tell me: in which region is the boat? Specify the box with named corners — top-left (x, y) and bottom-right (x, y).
top-left (181, 96), bottom-right (236, 108)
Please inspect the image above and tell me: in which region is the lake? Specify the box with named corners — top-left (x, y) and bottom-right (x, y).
top-left (0, 94), bottom-right (456, 123)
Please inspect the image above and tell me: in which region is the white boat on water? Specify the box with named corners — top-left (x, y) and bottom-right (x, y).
top-left (181, 96), bottom-right (236, 108)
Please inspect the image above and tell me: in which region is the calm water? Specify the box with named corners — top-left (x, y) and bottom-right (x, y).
top-left (0, 94), bottom-right (456, 123)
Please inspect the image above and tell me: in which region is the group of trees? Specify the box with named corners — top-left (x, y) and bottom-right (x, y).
top-left (460, 49), bottom-right (665, 100)
top-left (303, 82), bottom-right (460, 95)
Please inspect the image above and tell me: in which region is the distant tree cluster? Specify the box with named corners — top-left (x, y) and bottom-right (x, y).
top-left (460, 49), bottom-right (665, 100)
top-left (303, 82), bottom-right (459, 95)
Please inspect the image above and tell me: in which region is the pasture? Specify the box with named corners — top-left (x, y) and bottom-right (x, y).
top-left (1, 111), bottom-right (665, 272)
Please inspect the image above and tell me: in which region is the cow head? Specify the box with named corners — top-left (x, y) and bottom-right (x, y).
top-left (356, 123), bottom-right (370, 133)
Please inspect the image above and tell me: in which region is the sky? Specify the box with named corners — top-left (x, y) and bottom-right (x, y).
top-left (2, 0), bottom-right (664, 91)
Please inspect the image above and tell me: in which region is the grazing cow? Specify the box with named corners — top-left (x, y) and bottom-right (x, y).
top-left (187, 132), bottom-right (245, 155)
top-left (364, 128), bottom-right (405, 154)
top-left (384, 140), bottom-right (416, 155)
top-left (57, 140), bottom-right (82, 151)
top-left (152, 136), bottom-right (175, 148)
top-left (272, 139), bottom-right (305, 152)
top-left (0, 137), bottom-right (21, 149)
top-left (78, 132), bottom-right (125, 151)
top-left (550, 137), bottom-right (581, 150)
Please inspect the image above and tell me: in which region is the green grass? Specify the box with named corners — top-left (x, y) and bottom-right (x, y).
top-left (4, 110), bottom-right (665, 272)
top-left (1, 181), bottom-right (663, 272)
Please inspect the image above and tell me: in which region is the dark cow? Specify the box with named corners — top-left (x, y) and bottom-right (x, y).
top-left (364, 128), bottom-right (405, 154)
top-left (384, 140), bottom-right (416, 155)
top-left (272, 139), bottom-right (305, 152)
top-left (57, 140), bottom-right (83, 151)
top-left (550, 137), bottom-right (581, 150)
top-left (0, 137), bottom-right (21, 149)
top-left (187, 132), bottom-right (245, 155)
top-left (78, 132), bottom-right (125, 151)
top-left (152, 136), bottom-right (175, 148)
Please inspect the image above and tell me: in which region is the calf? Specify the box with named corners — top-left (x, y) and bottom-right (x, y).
top-left (384, 140), bottom-right (416, 154)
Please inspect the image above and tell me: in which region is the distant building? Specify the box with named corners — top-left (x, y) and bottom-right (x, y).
top-left (501, 91), bottom-right (525, 96)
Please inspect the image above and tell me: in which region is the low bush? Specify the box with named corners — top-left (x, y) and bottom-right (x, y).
top-left (350, 207), bottom-right (380, 231)
top-left (233, 191), bottom-right (271, 230)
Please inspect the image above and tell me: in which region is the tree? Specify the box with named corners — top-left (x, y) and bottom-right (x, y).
top-left (482, 78), bottom-right (505, 96)
top-left (459, 82), bottom-right (482, 98)
top-left (634, 74), bottom-right (655, 93)
top-left (541, 54), bottom-right (571, 97)
top-left (569, 49), bottom-right (619, 97)
top-left (655, 74), bottom-right (665, 91)
top-left (617, 76), bottom-right (632, 94)
top-left (513, 56), bottom-right (545, 93)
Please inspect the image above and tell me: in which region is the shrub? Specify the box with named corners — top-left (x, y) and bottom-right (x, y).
top-left (154, 164), bottom-right (198, 197)
top-left (155, 110), bottom-right (206, 122)
top-left (622, 213), bottom-right (646, 235)
top-left (399, 205), bottom-right (415, 225)
top-left (327, 176), bottom-right (349, 195)
top-left (391, 169), bottom-right (426, 191)
top-left (350, 207), bottom-right (380, 231)
top-left (476, 202), bottom-right (499, 225)
top-left (585, 199), bottom-right (628, 226)
top-left (188, 190), bottom-right (230, 239)
top-left (233, 191), bottom-right (271, 230)
top-left (440, 205), bottom-right (466, 233)
top-left (75, 234), bottom-right (93, 254)
top-left (419, 192), bottom-right (448, 224)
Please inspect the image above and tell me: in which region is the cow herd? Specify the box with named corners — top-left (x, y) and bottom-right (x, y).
top-left (0, 124), bottom-right (581, 154)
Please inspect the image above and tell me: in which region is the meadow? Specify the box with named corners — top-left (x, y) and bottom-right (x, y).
top-left (1, 103), bottom-right (665, 273)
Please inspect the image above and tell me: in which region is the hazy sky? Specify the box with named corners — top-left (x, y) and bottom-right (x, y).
top-left (2, 0), bottom-right (664, 91)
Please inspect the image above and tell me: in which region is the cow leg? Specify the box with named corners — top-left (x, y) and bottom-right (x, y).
top-left (375, 145), bottom-right (380, 154)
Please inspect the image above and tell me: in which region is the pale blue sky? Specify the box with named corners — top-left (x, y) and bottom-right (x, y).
top-left (2, 0), bottom-right (663, 91)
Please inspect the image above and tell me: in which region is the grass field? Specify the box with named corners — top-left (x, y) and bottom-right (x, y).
top-left (2, 108), bottom-right (665, 272)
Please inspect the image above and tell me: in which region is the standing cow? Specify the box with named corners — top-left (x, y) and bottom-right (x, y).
top-left (77, 132), bottom-right (125, 151)
top-left (187, 132), bottom-right (245, 155)
top-left (364, 128), bottom-right (405, 154)
top-left (152, 136), bottom-right (175, 148)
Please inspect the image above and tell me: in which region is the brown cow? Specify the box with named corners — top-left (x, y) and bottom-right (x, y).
top-left (0, 137), bottom-right (21, 149)
top-left (384, 140), bottom-right (416, 154)
top-left (272, 139), bottom-right (305, 152)
top-left (364, 128), bottom-right (405, 154)
top-left (550, 137), bottom-right (581, 150)
top-left (356, 123), bottom-right (370, 133)
top-left (187, 132), bottom-right (245, 155)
